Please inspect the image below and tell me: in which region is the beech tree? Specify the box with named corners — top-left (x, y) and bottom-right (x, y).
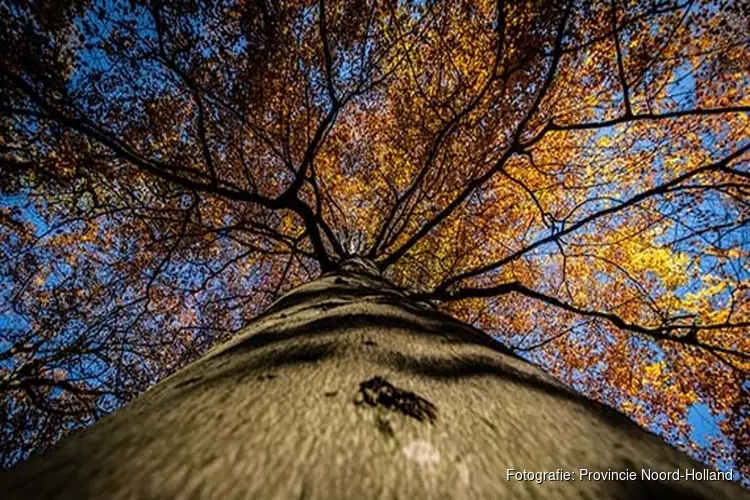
top-left (1, 0), bottom-right (748, 497)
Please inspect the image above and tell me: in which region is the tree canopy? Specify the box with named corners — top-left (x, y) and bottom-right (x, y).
top-left (1, 0), bottom-right (748, 480)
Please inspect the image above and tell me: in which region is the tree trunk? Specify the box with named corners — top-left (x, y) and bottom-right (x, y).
top-left (1, 258), bottom-right (746, 499)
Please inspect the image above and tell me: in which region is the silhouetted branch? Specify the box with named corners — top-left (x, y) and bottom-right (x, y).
top-left (435, 144), bottom-right (750, 291)
top-left (419, 281), bottom-right (750, 362)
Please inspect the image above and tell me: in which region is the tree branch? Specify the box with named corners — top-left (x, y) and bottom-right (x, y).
top-left (318, 0), bottom-right (338, 105)
top-left (379, 2), bottom-right (571, 269)
top-left (435, 144), bottom-right (750, 291)
top-left (544, 106), bottom-right (750, 134)
top-left (418, 281), bottom-right (750, 361)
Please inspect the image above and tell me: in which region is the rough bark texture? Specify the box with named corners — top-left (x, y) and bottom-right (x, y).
top-left (1, 258), bottom-right (747, 499)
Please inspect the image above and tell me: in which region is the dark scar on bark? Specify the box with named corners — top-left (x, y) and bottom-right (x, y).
top-left (356, 376), bottom-right (437, 423)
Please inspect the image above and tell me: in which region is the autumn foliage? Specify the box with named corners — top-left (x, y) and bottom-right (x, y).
top-left (1, 0), bottom-right (748, 479)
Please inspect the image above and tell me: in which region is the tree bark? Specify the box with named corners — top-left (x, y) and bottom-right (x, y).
top-left (1, 258), bottom-right (746, 499)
